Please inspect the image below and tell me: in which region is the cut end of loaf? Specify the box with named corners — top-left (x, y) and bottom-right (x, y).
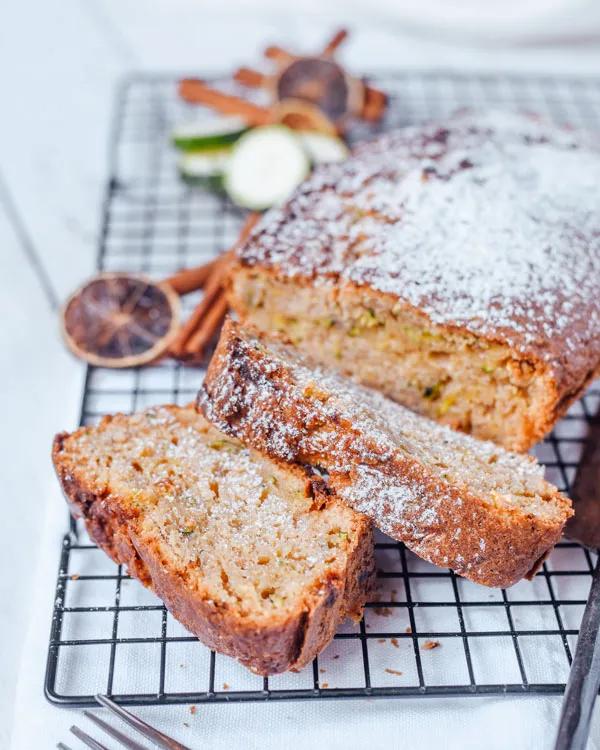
top-left (230, 268), bottom-right (560, 452)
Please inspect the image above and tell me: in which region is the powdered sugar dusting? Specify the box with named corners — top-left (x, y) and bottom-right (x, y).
top-left (242, 111), bottom-right (600, 381)
top-left (201, 322), bottom-right (572, 585)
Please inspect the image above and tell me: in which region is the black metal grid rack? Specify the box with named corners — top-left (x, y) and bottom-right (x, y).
top-left (46, 71), bottom-right (600, 708)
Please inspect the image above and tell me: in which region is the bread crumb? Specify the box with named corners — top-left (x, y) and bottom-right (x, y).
top-left (377, 638), bottom-right (386, 643)
top-left (321, 682), bottom-right (329, 688)
top-left (70, 574), bottom-right (80, 581)
top-left (405, 626), bottom-right (412, 634)
top-left (333, 654), bottom-right (340, 659)
top-left (183, 722), bottom-right (190, 728)
top-left (391, 638), bottom-right (399, 648)
top-left (222, 682), bottom-right (230, 690)
top-left (319, 668), bottom-right (326, 673)
top-left (385, 668), bottom-right (403, 676)
top-left (189, 706), bottom-right (197, 715)
top-left (422, 640), bottom-right (440, 650)
top-left (373, 606), bottom-right (392, 617)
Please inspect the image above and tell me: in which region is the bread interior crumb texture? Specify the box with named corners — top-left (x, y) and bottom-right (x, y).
top-left (231, 270), bottom-right (555, 451)
top-left (62, 406), bottom-right (359, 621)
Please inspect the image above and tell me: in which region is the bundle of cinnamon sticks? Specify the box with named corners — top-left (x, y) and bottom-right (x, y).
top-left (165, 213), bottom-right (259, 363)
top-left (178, 29), bottom-right (387, 133)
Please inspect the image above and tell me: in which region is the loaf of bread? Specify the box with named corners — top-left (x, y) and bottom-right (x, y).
top-left (228, 111), bottom-right (600, 451)
top-left (52, 405), bottom-right (374, 675)
top-left (200, 319), bottom-right (573, 588)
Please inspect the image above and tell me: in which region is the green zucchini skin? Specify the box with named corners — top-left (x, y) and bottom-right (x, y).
top-left (178, 171), bottom-right (225, 192)
top-left (172, 117), bottom-right (248, 152)
top-left (172, 131), bottom-right (246, 152)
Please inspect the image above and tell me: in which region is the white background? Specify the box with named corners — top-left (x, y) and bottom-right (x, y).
top-left (2, 1), bottom-right (600, 748)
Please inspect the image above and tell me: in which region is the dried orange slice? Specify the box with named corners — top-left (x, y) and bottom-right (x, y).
top-left (61, 273), bottom-right (181, 368)
top-left (271, 98), bottom-right (338, 137)
top-left (275, 58), bottom-right (349, 122)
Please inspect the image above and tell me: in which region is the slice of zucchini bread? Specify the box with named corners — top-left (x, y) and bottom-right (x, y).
top-left (200, 319), bottom-right (573, 588)
top-left (52, 405), bottom-right (374, 675)
top-left (229, 110), bottom-right (600, 451)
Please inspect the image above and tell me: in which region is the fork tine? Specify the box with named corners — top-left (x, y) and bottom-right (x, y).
top-left (70, 725), bottom-right (110, 750)
top-left (95, 695), bottom-right (192, 750)
top-left (84, 710), bottom-right (150, 750)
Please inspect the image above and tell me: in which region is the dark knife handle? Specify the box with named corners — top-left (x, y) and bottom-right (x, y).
top-left (555, 557), bottom-right (600, 750)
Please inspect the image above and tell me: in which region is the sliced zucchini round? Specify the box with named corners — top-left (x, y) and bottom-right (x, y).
top-left (297, 131), bottom-right (349, 164)
top-left (178, 149), bottom-right (231, 190)
top-left (224, 125), bottom-right (310, 210)
top-left (172, 116), bottom-right (248, 152)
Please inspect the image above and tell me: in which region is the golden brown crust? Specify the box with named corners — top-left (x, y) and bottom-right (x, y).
top-left (232, 112), bottom-right (600, 448)
top-left (52, 415), bottom-right (375, 675)
top-left (199, 319), bottom-right (573, 589)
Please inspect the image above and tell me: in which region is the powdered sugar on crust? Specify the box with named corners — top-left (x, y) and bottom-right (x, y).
top-left (240, 111), bottom-right (600, 386)
top-left (205, 329), bottom-right (549, 490)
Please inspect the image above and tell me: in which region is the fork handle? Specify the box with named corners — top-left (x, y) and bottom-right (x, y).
top-left (555, 557), bottom-right (600, 750)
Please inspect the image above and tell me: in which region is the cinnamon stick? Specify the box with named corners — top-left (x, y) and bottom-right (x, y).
top-left (169, 213), bottom-right (260, 358)
top-left (234, 67), bottom-right (267, 88)
top-left (178, 79), bottom-right (271, 126)
top-left (322, 28), bottom-right (349, 57)
top-left (264, 45), bottom-right (295, 64)
top-left (183, 292), bottom-right (229, 357)
top-left (169, 252), bottom-right (232, 357)
top-left (362, 85), bottom-right (388, 122)
top-left (165, 258), bottom-right (219, 295)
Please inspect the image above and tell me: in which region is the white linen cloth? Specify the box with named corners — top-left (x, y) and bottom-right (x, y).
top-left (10, 483), bottom-right (600, 750)
top-left (9, 394), bottom-right (600, 750)
top-left (4, 1), bottom-right (600, 748)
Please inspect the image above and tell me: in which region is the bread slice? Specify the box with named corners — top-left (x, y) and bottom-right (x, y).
top-left (229, 111), bottom-right (600, 451)
top-left (200, 319), bottom-right (573, 588)
top-left (52, 405), bottom-right (374, 675)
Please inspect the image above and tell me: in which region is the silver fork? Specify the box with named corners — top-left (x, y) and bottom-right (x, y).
top-left (57, 694), bottom-right (192, 750)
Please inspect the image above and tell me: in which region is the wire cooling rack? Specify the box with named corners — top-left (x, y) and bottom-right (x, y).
top-left (46, 71), bottom-right (600, 707)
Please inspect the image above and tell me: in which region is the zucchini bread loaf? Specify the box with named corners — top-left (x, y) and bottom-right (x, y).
top-left (53, 405), bottom-right (374, 675)
top-left (200, 319), bottom-right (573, 588)
top-left (228, 111), bottom-right (600, 451)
